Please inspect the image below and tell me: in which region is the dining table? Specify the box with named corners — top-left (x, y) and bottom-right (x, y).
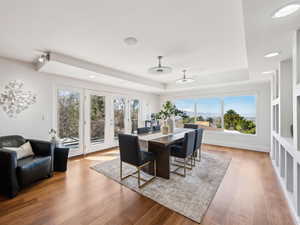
top-left (138, 128), bottom-right (192, 179)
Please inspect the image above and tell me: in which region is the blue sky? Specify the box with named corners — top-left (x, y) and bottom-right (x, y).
top-left (174, 96), bottom-right (256, 117)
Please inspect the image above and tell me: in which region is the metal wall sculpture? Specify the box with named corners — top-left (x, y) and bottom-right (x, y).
top-left (0, 80), bottom-right (36, 117)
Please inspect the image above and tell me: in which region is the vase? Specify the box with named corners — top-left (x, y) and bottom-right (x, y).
top-left (167, 117), bottom-right (174, 133)
top-left (162, 121), bottom-right (169, 134)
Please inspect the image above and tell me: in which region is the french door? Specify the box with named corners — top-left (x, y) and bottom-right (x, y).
top-left (56, 87), bottom-right (84, 157)
top-left (111, 97), bottom-right (141, 145)
top-left (55, 86), bottom-right (142, 156)
top-left (84, 90), bottom-right (111, 154)
top-left (112, 96), bottom-right (128, 146)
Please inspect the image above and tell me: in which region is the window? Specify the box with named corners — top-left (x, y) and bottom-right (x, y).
top-left (174, 99), bottom-right (195, 128)
top-left (224, 96), bottom-right (256, 134)
top-left (174, 95), bottom-right (256, 135)
top-left (130, 99), bottom-right (140, 133)
top-left (113, 97), bottom-right (126, 139)
top-left (90, 95), bottom-right (105, 144)
top-left (195, 98), bottom-right (223, 131)
top-left (57, 89), bottom-right (80, 148)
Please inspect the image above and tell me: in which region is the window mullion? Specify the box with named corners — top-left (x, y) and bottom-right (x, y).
top-left (221, 98), bottom-right (224, 129)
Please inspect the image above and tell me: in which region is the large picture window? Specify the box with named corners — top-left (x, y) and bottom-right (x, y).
top-left (174, 99), bottom-right (195, 127)
top-left (224, 96), bottom-right (256, 134)
top-left (174, 95), bottom-right (256, 135)
top-left (195, 98), bottom-right (223, 131)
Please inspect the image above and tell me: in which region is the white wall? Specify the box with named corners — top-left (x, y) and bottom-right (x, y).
top-left (160, 81), bottom-right (271, 152)
top-left (0, 57), bottom-right (160, 140)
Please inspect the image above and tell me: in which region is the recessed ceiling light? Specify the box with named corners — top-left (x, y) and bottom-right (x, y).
top-left (262, 71), bottom-right (275, 75)
top-left (124, 37), bottom-right (138, 45)
top-left (264, 52), bottom-right (280, 58)
top-left (89, 75), bottom-right (96, 78)
top-left (272, 3), bottom-right (300, 18)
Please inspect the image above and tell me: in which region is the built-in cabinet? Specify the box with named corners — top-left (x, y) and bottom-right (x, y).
top-left (271, 29), bottom-right (300, 223)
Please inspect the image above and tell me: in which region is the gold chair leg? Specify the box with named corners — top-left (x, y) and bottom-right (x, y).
top-left (120, 161), bottom-right (122, 179)
top-left (138, 167), bottom-right (141, 187)
top-left (195, 149), bottom-right (201, 162)
top-left (171, 157), bottom-right (188, 177)
top-left (120, 160), bottom-right (156, 188)
top-left (173, 157), bottom-right (193, 170)
top-left (184, 158), bottom-right (186, 177)
top-left (154, 160), bottom-right (156, 177)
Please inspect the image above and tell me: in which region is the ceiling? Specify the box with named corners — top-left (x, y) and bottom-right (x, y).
top-left (243, 0), bottom-right (300, 77)
top-left (0, 0), bottom-right (298, 93)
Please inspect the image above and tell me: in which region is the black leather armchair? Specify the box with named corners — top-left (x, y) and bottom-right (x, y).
top-left (0, 135), bottom-right (54, 198)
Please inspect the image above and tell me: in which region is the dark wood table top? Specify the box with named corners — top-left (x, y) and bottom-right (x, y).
top-left (139, 128), bottom-right (192, 146)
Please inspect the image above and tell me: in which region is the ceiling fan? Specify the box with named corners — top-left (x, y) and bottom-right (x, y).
top-left (176, 70), bottom-right (195, 84)
top-left (148, 56), bottom-right (172, 74)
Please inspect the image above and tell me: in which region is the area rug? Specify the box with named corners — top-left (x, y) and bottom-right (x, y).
top-left (91, 152), bottom-right (231, 223)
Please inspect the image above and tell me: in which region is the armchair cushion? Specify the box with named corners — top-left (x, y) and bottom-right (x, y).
top-left (17, 156), bottom-right (51, 187)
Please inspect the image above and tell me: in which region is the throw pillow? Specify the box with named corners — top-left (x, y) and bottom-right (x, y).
top-left (5, 142), bottom-right (34, 160)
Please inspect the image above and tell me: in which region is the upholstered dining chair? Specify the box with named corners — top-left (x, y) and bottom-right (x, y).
top-left (192, 128), bottom-right (204, 165)
top-left (118, 134), bottom-right (156, 188)
top-left (184, 123), bottom-right (199, 129)
top-left (152, 125), bottom-right (161, 132)
top-left (137, 127), bottom-right (150, 135)
top-left (170, 131), bottom-right (195, 177)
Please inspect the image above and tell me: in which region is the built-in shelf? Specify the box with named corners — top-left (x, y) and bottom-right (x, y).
top-left (280, 145), bottom-right (286, 178)
top-left (295, 30), bottom-right (300, 86)
top-left (297, 163), bottom-right (300, 217)
top-left (272, 98), bottom-right (280, 105)
top-left (270, 28), bottom-right (300, 224)
top-left (296, 85), bottom-right (300, 96)
top-left (286, 152), bottom-right (294, 193)
top-left (297, 96), bottom-right (300, 151)
top-left (272, 137), bottom-right (276, 160)
top-left (279, 58), bottom-right (293, 139)
top-left (273, 104), bottom-right (279, 134)
top-left (276, 140), bottom-right (280, 167)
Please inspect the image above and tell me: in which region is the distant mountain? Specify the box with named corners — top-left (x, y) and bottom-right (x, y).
top-left (182, 110), bottom-right (256, 120)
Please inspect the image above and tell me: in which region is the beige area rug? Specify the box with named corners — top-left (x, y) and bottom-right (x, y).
top-left (91, 152), bottom-right (231, 223)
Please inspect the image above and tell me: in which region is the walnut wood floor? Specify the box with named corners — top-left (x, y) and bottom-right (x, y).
top-left (0, 145), bottom-right (295, 225)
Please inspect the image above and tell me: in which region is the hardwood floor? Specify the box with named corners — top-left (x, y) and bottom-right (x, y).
top-left (0, 145), bottom-right (295, 225)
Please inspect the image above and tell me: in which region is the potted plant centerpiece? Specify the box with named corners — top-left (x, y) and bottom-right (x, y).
top-left (155, 101), bottom-right (179, 134)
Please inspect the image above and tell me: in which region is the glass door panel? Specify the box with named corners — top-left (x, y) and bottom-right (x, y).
top-left (57, 88), bottom-right (83, 156)
top-left (130, 99), bottom-right (140, 133)
top-left (85, 91), bottom-right (111, 153)
top-left (113, 97), bottom-right (126, 140)
top-left (90, 95), bottom-right (105, 144)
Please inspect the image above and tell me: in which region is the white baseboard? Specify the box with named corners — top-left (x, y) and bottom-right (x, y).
top-left (271, 157), bottom-right (300, 225)
top-left (203, 139), bottom-right (270, 152)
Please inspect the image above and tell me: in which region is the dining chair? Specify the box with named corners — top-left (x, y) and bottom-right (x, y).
top-left (137, 127), bottom-right (150, 134)
top-left (184, 123), bottom-right (199, 129)
top-left (192, 128), bottom-right (204, 165)
top-left (118, 134), bottom-right (156, 188)
top-left (152, 125), bottom-right (161, 132)
top-left (170, 131), bottom-right (195, 177)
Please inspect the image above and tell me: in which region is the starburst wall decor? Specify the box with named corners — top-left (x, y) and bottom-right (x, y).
top-left (0, 80), bottom-right (36, 117)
